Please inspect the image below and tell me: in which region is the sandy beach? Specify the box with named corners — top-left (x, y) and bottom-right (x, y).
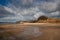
top-left (0, 23), bottom-right (60, 40)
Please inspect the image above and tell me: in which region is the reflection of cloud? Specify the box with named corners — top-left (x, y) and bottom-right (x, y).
top-left (16, 27), bottom-right (42, 40)
top-left (0, 0), bottom-right (60, 22)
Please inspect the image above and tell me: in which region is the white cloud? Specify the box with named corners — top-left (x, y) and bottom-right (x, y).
top-left (33, 12), bottom-right (45, 19)
top-left (21, 0), bottom-right (33, 5)
top-left (39, 2), bottom-right (58, 12)
top-left (0, 0), bottom-right (60, 22)
top-left (51, 11), bottom-right (60, 16)
top-left (4, 7), bottom-right (13, 13)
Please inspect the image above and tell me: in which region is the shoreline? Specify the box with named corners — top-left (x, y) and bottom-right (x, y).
top-left (0, 23), bottom-right (60, 28)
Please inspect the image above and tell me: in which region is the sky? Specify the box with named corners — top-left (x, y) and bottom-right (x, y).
top-left (0, 0), bottom-right (60, 22)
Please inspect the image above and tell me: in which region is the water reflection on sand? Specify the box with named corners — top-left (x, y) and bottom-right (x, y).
top-left (0, 26), bottom-right (42, 40)
top-left (0, 24), bottom-right (60, 40)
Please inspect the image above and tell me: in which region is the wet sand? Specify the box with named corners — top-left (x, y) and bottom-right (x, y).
top-left (0, 23), bottom-right (60, 40)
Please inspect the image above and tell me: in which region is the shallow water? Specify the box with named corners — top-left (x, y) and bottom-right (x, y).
top-left (0, 26), bottom-right (60, 40)
top-left (0, 26), bottom-right (42, 40)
